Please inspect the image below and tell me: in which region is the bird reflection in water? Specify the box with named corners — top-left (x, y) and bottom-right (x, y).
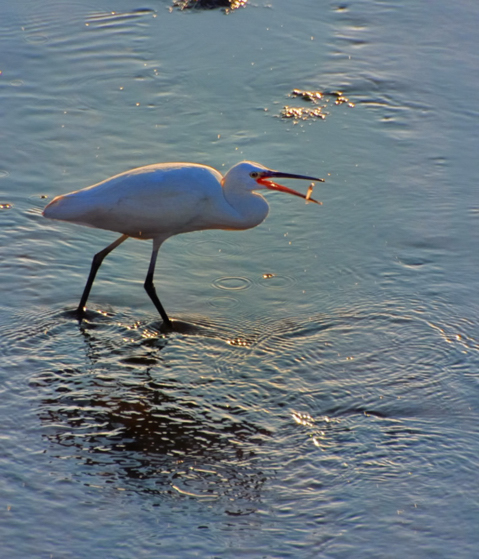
top-left (37, 313), bottom-right (272, 515)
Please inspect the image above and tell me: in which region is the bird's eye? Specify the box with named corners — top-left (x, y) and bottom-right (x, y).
top-left (250, 172), bottom-right (260, 179)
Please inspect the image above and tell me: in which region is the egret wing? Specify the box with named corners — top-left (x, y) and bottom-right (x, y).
top-left (44, 163), bottom-right (225, 239)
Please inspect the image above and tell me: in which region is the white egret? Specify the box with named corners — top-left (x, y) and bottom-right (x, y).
top-left (43, 160), bottom-right (323, 329)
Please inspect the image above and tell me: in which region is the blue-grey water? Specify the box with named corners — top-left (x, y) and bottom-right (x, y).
top-left (1, 1), bottom-right (478, 557)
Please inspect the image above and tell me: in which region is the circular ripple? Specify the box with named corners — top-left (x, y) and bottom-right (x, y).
top-left (0, 170), bottom-right (9, 178)
top-left (258, 274), bottom-right (295, 289)
top-left (208, 296), bottom-right (239, 309)
top-left (212, 276), bottom-right (252, 291)
top-left (24, 34), bottom-right (48, 44)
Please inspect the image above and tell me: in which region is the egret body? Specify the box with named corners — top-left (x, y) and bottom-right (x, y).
top-left (43, 161), bottom-right (323, 329)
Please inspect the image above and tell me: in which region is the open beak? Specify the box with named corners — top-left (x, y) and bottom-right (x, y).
top-left (256, 170), bottom-right (324, 205)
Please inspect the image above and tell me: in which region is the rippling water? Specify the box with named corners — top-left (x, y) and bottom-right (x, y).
top-left (1, 1), bottom-right (479, 557)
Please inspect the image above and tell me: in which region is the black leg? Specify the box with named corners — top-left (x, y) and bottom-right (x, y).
top-left (144, 243), bottom-right (172, 330)
top-left (77, 234), bottom-right (128, 317)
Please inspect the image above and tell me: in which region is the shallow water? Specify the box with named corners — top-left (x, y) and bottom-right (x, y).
top-left (1, 1), bottom-right (479, 557)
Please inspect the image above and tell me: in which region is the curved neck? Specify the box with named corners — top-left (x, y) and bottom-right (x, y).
top-left (222, 187), bottom-right (269, 230)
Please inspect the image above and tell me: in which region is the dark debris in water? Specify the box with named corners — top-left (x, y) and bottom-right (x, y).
top-left (280, 89), bottom-right (355, 122)
top-left (172, 0), bottom-right (247, 11)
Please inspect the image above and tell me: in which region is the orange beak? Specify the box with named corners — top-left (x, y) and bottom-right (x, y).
top-left (256, 170), bottom-right (324, 205)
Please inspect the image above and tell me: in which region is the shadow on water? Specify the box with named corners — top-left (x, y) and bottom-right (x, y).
top-left (65, 308), bottom-right (208, 337)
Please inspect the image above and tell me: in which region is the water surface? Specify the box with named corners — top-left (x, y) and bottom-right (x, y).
top-left (1, 1), bottom-right (479, 557)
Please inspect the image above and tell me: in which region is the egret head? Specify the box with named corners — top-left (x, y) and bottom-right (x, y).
top-left (224, 161), bottom-right (323, 204)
